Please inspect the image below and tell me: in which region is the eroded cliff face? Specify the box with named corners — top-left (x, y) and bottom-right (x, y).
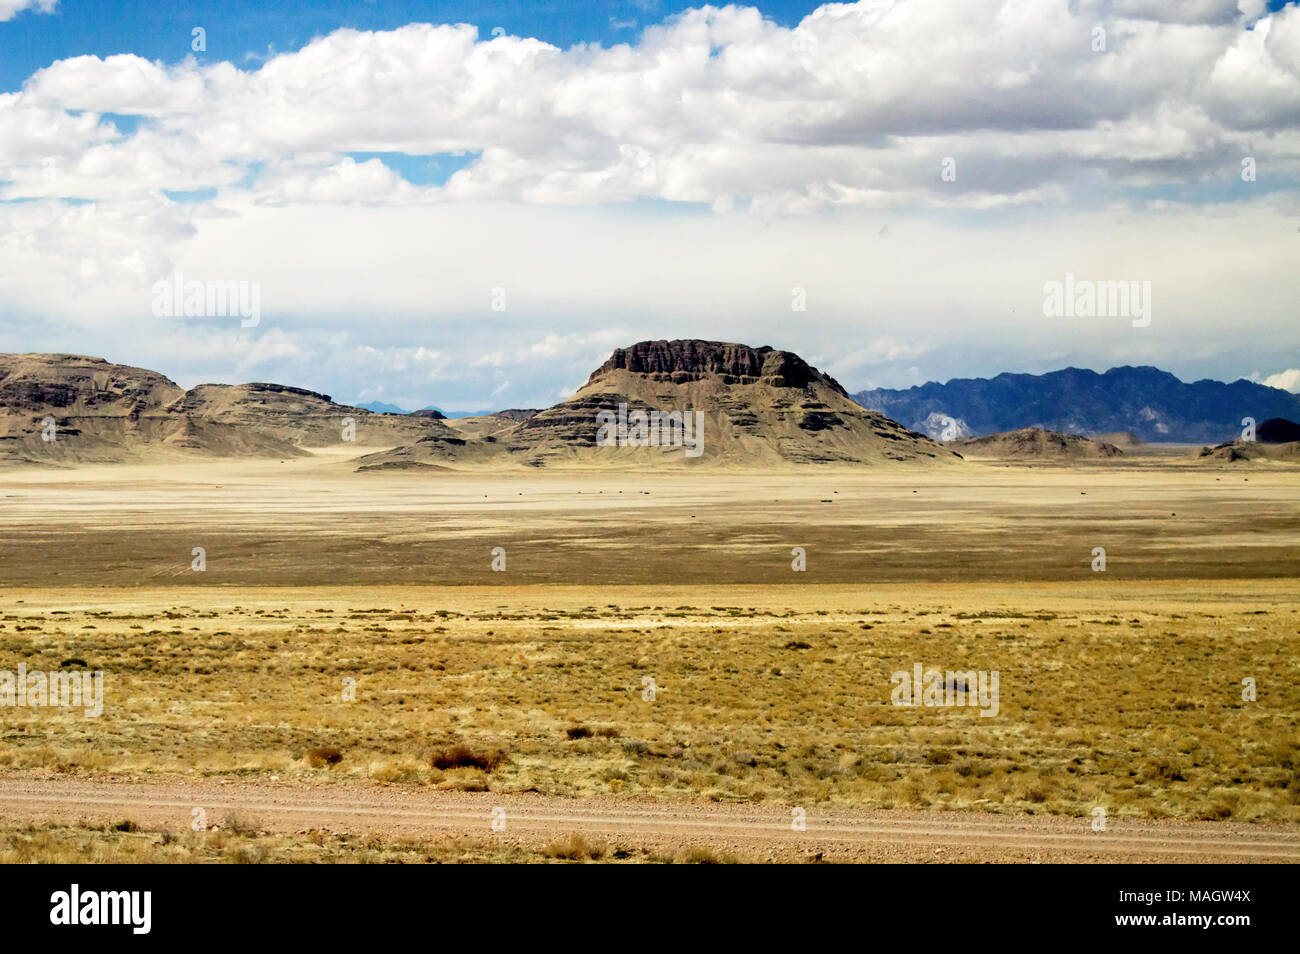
top-left (2, 344), bottom-right (954, 470)
top-left (590, 340), bottom-right (847, 395)
top-left (0, 353), bottom-right (454, 464)
top-left (428, 339), bottom-right (955, 468)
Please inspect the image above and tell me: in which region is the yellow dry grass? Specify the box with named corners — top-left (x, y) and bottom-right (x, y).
top-left (0, 819), bottom-right (673, 864)
top-left (2, 581), bottom-right (1295, 823)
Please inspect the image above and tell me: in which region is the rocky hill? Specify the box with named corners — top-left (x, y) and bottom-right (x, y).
top-left (361, 340), bottom-right (955, 469)
top-left (1257, 418), bottom-right (1300, 443)
top-left (854, 367), bottom-right (1300, 443)
top-left (0, 354), bottom-right (457, 465)
top-left (948, 427), bottom-right (1123, 459)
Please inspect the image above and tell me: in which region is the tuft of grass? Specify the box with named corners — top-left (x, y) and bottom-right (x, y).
top-left (565, 724), bottom-right (619, 740)
top-left (542, 833), bottom-right (605, 861)
top-left (1199, 801), bottom-right (1234, 820)
top-left (678, 846), bottom-right (737, 864)
top-left (430, 744), bottom-right (506, 772)
top-left (220, 811), bottom-right (260, 835)
top-left (307, 746), bottom-right (344, 768)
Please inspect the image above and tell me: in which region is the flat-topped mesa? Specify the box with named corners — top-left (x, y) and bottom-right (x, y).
top-left (590, 340), bottom-right (847, 395)
top-left (1, 348), bottom-right (954, 469)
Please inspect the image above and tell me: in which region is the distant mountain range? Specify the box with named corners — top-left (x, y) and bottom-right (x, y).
top-left (354, 401), bottom-right (480, 419)
top-left (853, 367), bottom-right (1300, 443)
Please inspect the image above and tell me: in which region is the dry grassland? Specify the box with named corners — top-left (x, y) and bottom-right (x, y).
top-left (2, 581), bottom-right (1295, 824)
top-left (0, 458), bottom-right (1295, 862)
top-left (0, 820), bottom-right (657, 865)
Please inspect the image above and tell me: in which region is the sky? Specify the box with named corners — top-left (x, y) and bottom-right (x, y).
top-left (1, 0), bottom-right (1298, 411)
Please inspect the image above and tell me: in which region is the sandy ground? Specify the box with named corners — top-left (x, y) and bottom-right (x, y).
top-left (2, 775), bottom-right (1297, 863)
top-left (0, 455), bottom-right (1296, 585)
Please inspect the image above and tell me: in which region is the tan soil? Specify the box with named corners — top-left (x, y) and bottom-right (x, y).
top-left (1, 775), bottom-right (1296, 863)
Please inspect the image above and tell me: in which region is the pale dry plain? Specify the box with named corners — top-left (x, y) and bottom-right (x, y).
top-left (0, 451), bottom-right (1297, 862)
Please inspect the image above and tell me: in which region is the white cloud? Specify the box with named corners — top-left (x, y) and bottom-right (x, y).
top-left (1, 2), bottom-right (1298, 406)
top-left (2, 190), bottom-right (1296, 405)
top-left (0, 0), bottom-right (55, 22)
top-left (253, 156), bottom-right (422, 204)
top-left (823, 338), bottom-right (934, 382)
top-left (7, 2), bottom-right (1299, 210)
top-left (1096, 0), bottom-right (1247, 25)
top-left (1261, 369), bottom-right (1300, 392)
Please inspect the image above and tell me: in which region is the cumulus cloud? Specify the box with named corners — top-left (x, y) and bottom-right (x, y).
top-left (0, 0), bottom-right (55, 22)
top-left (1, 1), bottom-right (1297, 406)
top-left (252, 156), bottom-right (423, 204)
top-left (1093, 0), bottom-right (1253, 25)
top-left (3, 188), bottom-right (1296, 406)
top-left (1261, 368), bottom-right (1300, 391)
top-left (6, 1), bottom-right (1299, 210)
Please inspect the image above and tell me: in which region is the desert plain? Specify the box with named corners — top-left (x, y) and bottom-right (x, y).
top-left (0, 449), bottom-right (1296, 862)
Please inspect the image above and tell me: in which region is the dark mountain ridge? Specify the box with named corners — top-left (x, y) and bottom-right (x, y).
top-left (853, 366), bottom-right (1300, 443)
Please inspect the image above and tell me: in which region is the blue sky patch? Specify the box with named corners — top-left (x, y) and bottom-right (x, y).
top-left (345, 151), bottom-right (481, 187)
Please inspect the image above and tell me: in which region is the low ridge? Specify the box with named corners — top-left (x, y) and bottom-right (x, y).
top-left (948, 427), bottom-right (1123, 459)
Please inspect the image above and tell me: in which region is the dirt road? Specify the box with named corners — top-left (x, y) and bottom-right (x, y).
top-left (1, 776), bottom-right (1296, 862)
